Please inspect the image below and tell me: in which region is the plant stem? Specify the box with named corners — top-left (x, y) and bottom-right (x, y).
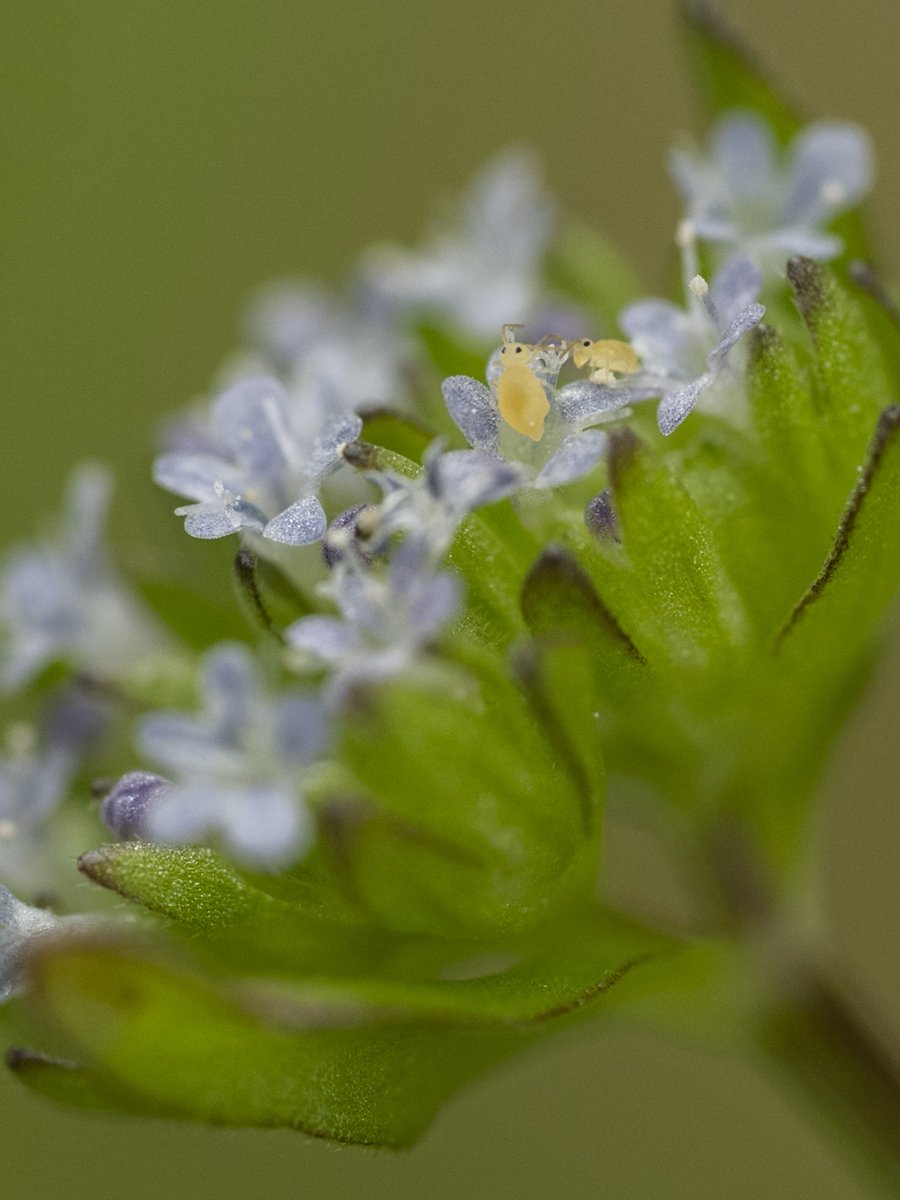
top-left (704, 818), bottom-right (900, 1194)
top-left (754, 952), bottom-right (900, 1197)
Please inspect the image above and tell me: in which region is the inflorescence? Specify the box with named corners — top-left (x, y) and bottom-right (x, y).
top-left (0, 111), bottom-right (874, 917)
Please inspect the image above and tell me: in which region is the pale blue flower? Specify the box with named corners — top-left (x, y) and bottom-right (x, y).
top-left (0, 466), bottom-right (167, 691)
top-left (102, 643), bottom-right (328, 869)
top-left (154, 376), bottom-right (362, 546)
top-left (620, 248), bottom-right (765, 435)
top-left (441, 340), bottom-right (618, 491)
top-left (286, 542), bottom-right (460, 703)
top-left (360, 148), bottom-right (558, 340)
top-left (244, 281), bottom-right (417, 418)
top-left (364, 441), bottom-right (524, 563)
top-left (671, 111), bottom-right (874, 267)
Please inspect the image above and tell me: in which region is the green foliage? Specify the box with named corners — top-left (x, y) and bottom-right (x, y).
top-left (681, 0), bottom-right (802, 140)
top-left (335, 667), bottom-right (600, 935)
top-left (14, 909), bottom-right (663, 1144)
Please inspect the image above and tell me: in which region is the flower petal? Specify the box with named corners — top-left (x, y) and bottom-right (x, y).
top-left (712, 111), bottom-right (778, 202)
top-left (783, 122), bottom-right (874, 227)
top-left (657, 376), bottom-right (711, 436)
top-left (212, 376), bottom-right (293, 483)
top-left (101, 771), bottom-right (171, 839)
top-left (154, 453), bottom-right (246, 504)
top-left (302, 413), bottom-right (363, 481)
top-left (218, 782), bottom-right (310, 870)
top-left (709, 256), bottom-right (763, 327)
top-left (432, 449), bottom-right (524, 511)
top-left (202, 643), bottom-right (264, 741)
top-left (63, 464), bottom-right (113, 567)
top-left (706, 303), bottom-right (765, 370)
top-left (404, 570), bottom-right (461, 640)
top-left (0, 885), bottom-right (60, 1001)
top-left (441, 375), bottom-right (499, 452)
top-left (176, 501), bottom-right (260, 541)
top-left (275, 693), bottom-right (331, 765)
top-left (263, 496), bottom-right (327, 545)
top-left (556, 379), bottom-right (637, 425)
top-left (138, 711), bottom-right (243, 776)
top-left (765, 226), bottom-right (844, 262)
top-left (534, 431), bottom-right (608, 488)
top-left (286, 616), bottom-right (360, 662)
top-left (619, 300), bottom-right (691, 368)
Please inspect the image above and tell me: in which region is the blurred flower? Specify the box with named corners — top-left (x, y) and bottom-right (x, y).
top-left (0, 689), bottom-right (108, 893)
top-left (154, 376), bottom-right (362, 545)
top-left (286, 542), bottom-right (460, 703)
top-left (0, 466), bottom-right (167, 691)
top-left (360, 148), bottom-right (558, 340)
top-left (243, 280), bottom-right (418, 416)
top-left (103, 643), bottom-right (328, 869)
top-left (671, 111), bottom-right (874, 267)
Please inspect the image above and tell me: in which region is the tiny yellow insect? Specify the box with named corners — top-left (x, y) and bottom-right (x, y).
top-left (571, 338), bottom-right (640, 385)
top-left (495, 324), bottom-right (554, 442)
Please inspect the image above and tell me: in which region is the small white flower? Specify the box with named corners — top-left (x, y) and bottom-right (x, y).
top-left (155, 376), bottom-right (362, 546)
top-left (286, 542), bottom-right (460, 704)
top-left (671, 110), bottom-right (874, 268)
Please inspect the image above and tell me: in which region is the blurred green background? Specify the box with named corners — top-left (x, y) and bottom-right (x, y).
top-left (2, 2), bottom-right (900, 1196)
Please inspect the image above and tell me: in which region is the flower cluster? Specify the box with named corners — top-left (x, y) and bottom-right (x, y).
top-left (0, 107), bottom-right (873, 913)
top-left (0, 51), bottom-right (892, 1162)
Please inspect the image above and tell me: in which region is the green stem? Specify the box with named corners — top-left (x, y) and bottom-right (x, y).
top-left (703, 818), bottom-right (900, 1194)
top-left (754, 952), bottom-right (900, 1197)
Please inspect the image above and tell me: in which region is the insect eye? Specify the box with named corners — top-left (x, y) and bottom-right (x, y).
top-left (582, 339), bottom-right (591, 347)
top-left (515, 346), bottom-right (523, 354)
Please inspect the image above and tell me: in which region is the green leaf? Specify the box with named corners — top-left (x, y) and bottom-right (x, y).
top-left (512, 642), bottom-right (605, 837)
top-left (748, 323), bottom-right (832, 522)
top-left (788, 259), bottom-right (895, 486)
top-left (22, 908), bottom-right (666, 1145)
top-left (593, 429), bottom-right (745, 666)
top-left (776, 405), bottom-right (900, 666)
top-left (521, 545), bottom-right (646, 700)
top-left (680, 0), bottom-right (801, 141)
top-left (5, 1046), bottom-right (175, 1117)
top-left (846, 261), bottom-right (900, 392)
top-left (673, 412), bottom-right (828, 643)
top-left (335, 672), bottom-right (600, 936)
top-left (447, 509), bottom-right (530, 644)
top-left (77, 841), bottom-right (393, 977)
top-left (522, 546), bottom-right (642, 662)
top-left (416, 322), bottom-right (490, 384)
top-left (717, 407), bottom-right (900, 864)
top-left (78, 843), bottom-right (262, 930)
top-left (342, 439), bottom-right (421, 480)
